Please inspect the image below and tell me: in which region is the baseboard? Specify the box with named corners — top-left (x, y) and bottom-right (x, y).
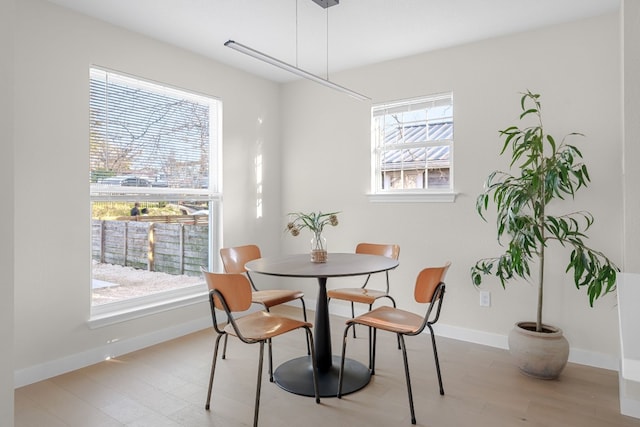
top-left (327, 298), bottom-right (619, 372)
top-left (621, 395), bottom-right (640, 419)
top-left (14, 316), bottom-right (211, 388)
top-left (619, 370), bottom-right (640, 419)
top-left (568, 346), bottom-right (620, 371)
top-left (433, 323), bottom-right (509, 350)
top-left (14, 299), bottom-right (620, 388)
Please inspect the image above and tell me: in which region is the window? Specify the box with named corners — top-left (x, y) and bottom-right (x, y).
top-left (370, 93), bottom-right (454, 202)
top-left (89, 68), bottom-right (221, 321)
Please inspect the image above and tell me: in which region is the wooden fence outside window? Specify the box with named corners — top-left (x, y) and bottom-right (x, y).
top-left (91, 216), bottom-right (209, 276)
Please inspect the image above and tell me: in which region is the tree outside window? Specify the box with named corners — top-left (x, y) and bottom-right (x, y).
top-left (89, 68), bottom-right (221, 308)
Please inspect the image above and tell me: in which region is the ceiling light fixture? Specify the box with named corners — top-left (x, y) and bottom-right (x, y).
top-left (225, 0), bottom-right (369, 100)
top-left (224, 40), bottom-right (370, 101)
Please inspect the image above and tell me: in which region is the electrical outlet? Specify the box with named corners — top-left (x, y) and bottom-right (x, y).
top-left (479, 290), bottom-right (491, 307)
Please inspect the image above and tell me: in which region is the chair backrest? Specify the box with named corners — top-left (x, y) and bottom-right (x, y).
top-left (356, 243), bottom-right (400, 260)
top-left (220, 244), bottom-right (262, 274)
top-left (414, 261), bottom-right (451, 304)
top-left (202, 270), bottom-right (253, 312)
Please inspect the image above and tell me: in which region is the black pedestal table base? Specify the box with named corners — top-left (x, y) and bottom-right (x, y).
top-left (273, 355), bottom-right (371, 397)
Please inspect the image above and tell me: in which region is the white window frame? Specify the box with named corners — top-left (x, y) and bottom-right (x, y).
top-left (368, 93), bottom-right (457, 203)
top-left (88, 67), bottom-right (222, 327)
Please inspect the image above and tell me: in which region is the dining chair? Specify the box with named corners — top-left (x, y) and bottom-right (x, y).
top-left (327, 243), bottom-right (400, 339)
top-left (337, 261), bottom-right (451, 425)
top-left (202, 271), bottom-right (320, 427)
top-left (220, 244), bottom-right (309, 355)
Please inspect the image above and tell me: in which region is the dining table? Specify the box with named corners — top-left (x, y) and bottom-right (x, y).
top-left (245, 252), bottom-right (399, 397)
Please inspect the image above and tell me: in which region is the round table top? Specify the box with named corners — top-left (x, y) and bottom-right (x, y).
top-left (245, 252), bottom-right (399, 279)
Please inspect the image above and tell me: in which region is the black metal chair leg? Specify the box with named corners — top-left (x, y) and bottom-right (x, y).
top-left (254, 341), bottom-right (264, 427)
top-left (351, 302), bottom-right (356, 338)
top-left (300, 298), bottom-right (310, 355)
top-left (206, 333), bottom-right (224, 410)
top-left (371, 328), bottom-right (377, 375)
top-left (337, 324), bottom-right (353, 398)
top-left (306, 328), bottom-right (321, 403)
top-left (268, 338), bottom-right (274, 382)
top-left (368, 326), bottom-right (373, 370)
top-left (307, 333), bottom-right (314, 359)
top-left (222, 334), bottom-right (229, 359)
top-left (428, 324), bottom-right (445, 395)
top-left (399, 335), bottom-right (416, 425)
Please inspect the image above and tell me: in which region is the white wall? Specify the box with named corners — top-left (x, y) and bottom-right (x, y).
top-left (10, 0), bottom-right (628, 392)
top-left (281, 13), bottom-right (623, 365)
top-left (1, 0), bottom-right (15, 423)
top-left (13, 0), bottom-right (283, 378)
top-left (623, 0), bottom-right (640, 272)
top-left (619, 0), bottom-right (640, 418)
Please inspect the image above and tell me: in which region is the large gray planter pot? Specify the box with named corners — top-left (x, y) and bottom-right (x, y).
top-left (507, 321), bottom-right (569, 379)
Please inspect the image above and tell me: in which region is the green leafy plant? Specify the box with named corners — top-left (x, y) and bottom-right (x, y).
top-left (471, 91), bottom-right (618, 333)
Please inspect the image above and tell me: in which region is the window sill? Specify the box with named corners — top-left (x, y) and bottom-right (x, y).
top-left (88, 285), bottom-right (209, 329)
top-left (366, 191), bottom-right (458, 203)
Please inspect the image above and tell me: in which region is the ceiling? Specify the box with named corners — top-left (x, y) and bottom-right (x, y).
top-left (48, 0), bottom-right (620, 83)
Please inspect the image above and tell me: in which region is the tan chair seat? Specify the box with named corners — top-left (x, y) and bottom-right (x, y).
top-left (252, 289), bottom-right (305, 308)
top-left (350, 306), bottom-right (423, 334)
top-left (225, 310), bottom-right (312, 340)
top-left (328, 287), bottom-right (387, 305)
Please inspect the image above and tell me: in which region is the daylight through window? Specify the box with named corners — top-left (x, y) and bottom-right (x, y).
top-left (89, 68), bottom-right (221, 308)
top-left (372, 93), bottom-right (453, 193)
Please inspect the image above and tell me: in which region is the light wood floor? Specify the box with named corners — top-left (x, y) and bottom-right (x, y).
top-left (15, 306), bottom-right (640, 427)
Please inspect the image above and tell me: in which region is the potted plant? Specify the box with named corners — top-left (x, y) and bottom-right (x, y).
top-left (286, 211), bottom-right (339, 263)
top-left (471, 90), bottom-right (618, 379)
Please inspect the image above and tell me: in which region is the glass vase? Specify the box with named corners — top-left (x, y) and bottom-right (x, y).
top-left (310, 233), bottom-right (328, 263)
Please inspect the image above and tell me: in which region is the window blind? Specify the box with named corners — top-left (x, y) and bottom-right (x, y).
top-left (89, 68), bottom-right (219, 198)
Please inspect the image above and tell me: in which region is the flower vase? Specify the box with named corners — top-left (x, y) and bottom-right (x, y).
top-left (311, 233), bottom-right (327, 263)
